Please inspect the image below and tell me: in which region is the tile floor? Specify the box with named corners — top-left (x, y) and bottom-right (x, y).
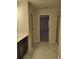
top-left (23, 42), bottom-right (58, 59)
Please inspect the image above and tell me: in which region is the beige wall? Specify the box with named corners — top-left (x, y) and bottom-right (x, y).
top-left (33, 8), bottom-right (59, 43)
top-left (57, 17), bottom-right (61, 59)
top-left (55, 15), bottom-right (61, 59)
top-left (33, 10), bottom-right (40, 43)
top-left (17, 0), bottom-right (29, 35)
top-left (28, 3), bottom-right (41, 52)
top-left (28, 5), bottom-right (40, 43)
top-left (28, 3), bottom-right (36, 52)
top-left (56, 16), bottom-right (61, 44)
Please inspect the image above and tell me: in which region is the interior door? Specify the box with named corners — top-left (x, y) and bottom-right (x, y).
top-left (40, 15), bottom-right (49, 41)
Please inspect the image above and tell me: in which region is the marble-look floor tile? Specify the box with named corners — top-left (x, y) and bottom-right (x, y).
top-left (23, 42), bottom-right (58, 59)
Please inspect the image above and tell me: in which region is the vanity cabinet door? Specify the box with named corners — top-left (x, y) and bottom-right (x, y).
top-left (19, 39), bottom-right (25, 59)
top-left (17, 36), bottom-right (28, 59)
top-left (17, 44), bottom-right (20, 59)
top-left (24, 37), bottom-right (28, 54)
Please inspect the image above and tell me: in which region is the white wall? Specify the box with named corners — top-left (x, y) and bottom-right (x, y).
top-left (33, 8), bottom-right (59, 43)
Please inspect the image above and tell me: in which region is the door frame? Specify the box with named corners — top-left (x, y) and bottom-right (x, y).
top-left (30, 13), bottom-right (33, 42)
top-left (39, 14), bottom-right (51, 43)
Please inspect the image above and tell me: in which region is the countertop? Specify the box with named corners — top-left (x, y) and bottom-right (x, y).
top-left (17, 32), bottom-right (29, 42)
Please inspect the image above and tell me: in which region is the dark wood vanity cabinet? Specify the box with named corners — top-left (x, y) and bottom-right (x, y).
top-left (17, 36), bottom-right (28, 59)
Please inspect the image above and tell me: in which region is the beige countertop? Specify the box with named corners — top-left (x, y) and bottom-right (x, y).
top-left (17, 32), bottom-right (29, 42)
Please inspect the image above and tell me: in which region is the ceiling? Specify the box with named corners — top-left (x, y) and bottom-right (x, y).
top-left (28, 0), bottom-right (61, 9)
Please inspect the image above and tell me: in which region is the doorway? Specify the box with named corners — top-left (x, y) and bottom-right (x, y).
top-left (40, 15), bottom-right (49, 42)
